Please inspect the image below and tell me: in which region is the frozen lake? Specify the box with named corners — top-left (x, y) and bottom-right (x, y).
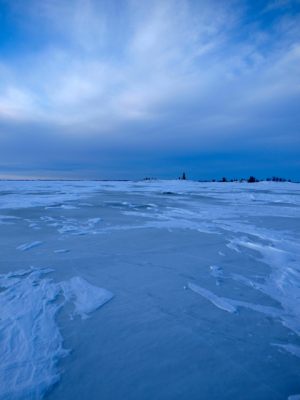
top-left (1, 180), bottom-right (300, 400)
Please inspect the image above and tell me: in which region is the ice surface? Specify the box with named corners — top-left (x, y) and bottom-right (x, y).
top-left (0, 215), bottom-right (19, 224)
top-left (0, 180), bottom-right (300, 399)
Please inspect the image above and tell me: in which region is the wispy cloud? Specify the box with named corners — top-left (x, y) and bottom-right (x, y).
top-left (0, 0), bottom-right (299, 178)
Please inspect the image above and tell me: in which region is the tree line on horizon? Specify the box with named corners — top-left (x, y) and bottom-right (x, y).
top-left (215, 176), bottom-right (292, 183)
top-left (143, 174), bottom-right (293, 183)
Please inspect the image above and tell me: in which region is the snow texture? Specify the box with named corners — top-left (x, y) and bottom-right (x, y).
top-left (0, 180), bottom-right (300, 399)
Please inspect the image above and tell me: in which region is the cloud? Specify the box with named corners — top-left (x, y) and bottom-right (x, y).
top-left (0, 1), bottom-right (234, 124)
top-left (0, 0), bottom-right (299, 178)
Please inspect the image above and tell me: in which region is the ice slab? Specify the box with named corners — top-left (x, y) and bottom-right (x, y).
top-left (61, 276), bottom-right (113, 319)
top-left (188, 282), bottom-right (237, 313)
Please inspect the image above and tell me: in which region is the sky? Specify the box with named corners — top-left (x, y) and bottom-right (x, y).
top-left (0, 0), bottom-right (299, 180)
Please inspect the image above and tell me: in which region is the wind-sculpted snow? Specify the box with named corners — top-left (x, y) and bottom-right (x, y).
top-left (113, 182), bottom-right (300, 348)
top-left (0, 268), bottom-right (113, 400)
top-left (227, 239), bottom-right (300, 335)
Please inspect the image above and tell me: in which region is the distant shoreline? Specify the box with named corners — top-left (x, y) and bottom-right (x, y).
top-left (0, 178), bottom-right (299, 183)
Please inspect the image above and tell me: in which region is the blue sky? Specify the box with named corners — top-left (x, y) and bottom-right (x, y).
top-left (0, 0), bottom-right (299, 180)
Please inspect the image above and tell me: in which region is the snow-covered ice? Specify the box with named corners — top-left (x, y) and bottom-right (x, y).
top-left (0, 180), bottom-right (300, 399)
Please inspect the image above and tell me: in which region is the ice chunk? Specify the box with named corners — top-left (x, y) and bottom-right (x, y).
top-left (45, 204), bottom-right (78, 209)
top-left (16, 241), bottom-right (43, 251)
top-left (87, 217), bottom-right (102, 224)
top-left (61, 276), bottom-right (113, 319)
top-left (29, 222), bottom-right (40, 229)
top-left (273, 343), bottom-right (300, 358)
top-left (189, 281), bottom-right (281, 319)
top-left (188, 282), bottom-right (237, 313)
top-left (209, 265), bottom-right (224, 278)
